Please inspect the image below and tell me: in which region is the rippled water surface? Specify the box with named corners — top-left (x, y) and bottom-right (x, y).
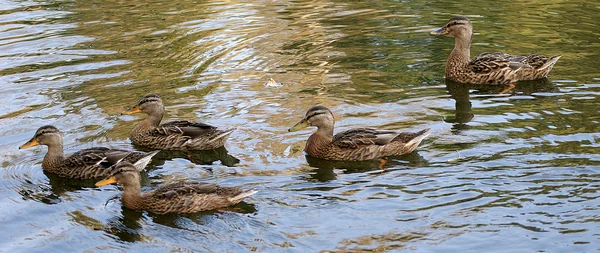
top-left (1, 0), bottom-right (599, 252)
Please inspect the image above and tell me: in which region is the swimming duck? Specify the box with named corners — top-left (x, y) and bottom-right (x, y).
top-left (19, 125), bottom-right (159, 180)
top-left (288, 106), bottom-right (431, 161)
top-left (95, 162), bottom-right (258, 214)
top-left (122, 94), bottom-right (234, 150)
top-left (430, 16), bottom-right (561, 85)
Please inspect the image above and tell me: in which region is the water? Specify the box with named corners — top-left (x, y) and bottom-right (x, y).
top-left (0, 0), bottom-right (599, 252)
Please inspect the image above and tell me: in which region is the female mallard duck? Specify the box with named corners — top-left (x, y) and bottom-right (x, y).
top-left (122, 94), bottom-right (234, 150)
top-left (19, 125), bottom-right (159, 179)
top-left (288, 106), bottom-right (431, 161)
top-left (430, 16), bottom-right (561, 85)
top-left (95, 162), bottom-right (258, 214)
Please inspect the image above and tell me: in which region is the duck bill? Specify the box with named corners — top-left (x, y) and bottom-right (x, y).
top-left (121, 105), bottom-right (142, 115)
top-left (429, 27), bottom-right (447, 36)
top-left (19, 138), bottom-right (40, 149)
top-left (288, 119), bottom-right (311, 132)
top-left (95, 176), bottom-right (117, 187)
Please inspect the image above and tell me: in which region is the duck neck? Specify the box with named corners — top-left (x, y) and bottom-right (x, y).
top-left (146, 108), bottom-right (164, 127)
top-left (305, 126), bottom-right (333, 154)
top-left (315, 125), bottom-right (334, 138)
top-left (122, 183), bottom-right (143, 209)
top-left (135, 110), bottom-right (164, 132)
top-left (447, 34), bottom-right (472, 73)
top-left (42, 143), bottom-right (65, 170)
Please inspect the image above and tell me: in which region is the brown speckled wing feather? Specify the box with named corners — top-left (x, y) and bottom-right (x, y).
top-left (509, 54), bottom-right (549, 69)
top-left (332, 128), bottom-right (398, 148)
top-left (115, 151), bottom-right (155, 164)
top-left (103, 149), bottom-right (148, 164)
top-left (63, 147), bottom-right (112, 168)
top-left (469, 52), bottom-right (512, 73)
top-left (155, 120), bottom-right (217, 138)
top-left (151, 182), bottom-right (241, 200)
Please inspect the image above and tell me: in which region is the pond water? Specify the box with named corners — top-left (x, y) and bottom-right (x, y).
top-left (0, 0), bottom-right (599, 252)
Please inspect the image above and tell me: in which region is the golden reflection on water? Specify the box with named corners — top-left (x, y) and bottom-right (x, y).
top-left (0, 0), bottom-right (599, 251)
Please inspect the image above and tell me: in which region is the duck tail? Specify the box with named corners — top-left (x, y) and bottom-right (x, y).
top-left (539, 55), bottom-right (561, 71)
top-left (228, 189), bottom-right (258, 203)
top-left (211, 128), bottom-right (235, 142)
top-left (133, 150), bottom-right (160, 171)
top-left (406, 128), bottom-right (431, 147)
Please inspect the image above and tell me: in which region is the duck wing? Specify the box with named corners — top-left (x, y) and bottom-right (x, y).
top-left (469, 52), bottom-right (515, 73)
top-left (507, 54), bottom-right (549, 69)
top-left (64, 148), bottom-right (155, 168)
top-left (332, 128), bottom-right (399, 149)
top-left (63, 147), bottom-right (114, 168)
top-left (103, 149), bottom-right (141, 164)
top-left (151, 181), bottom-right (223, 199)
top-left (155, 120), bottom-right (217, 138)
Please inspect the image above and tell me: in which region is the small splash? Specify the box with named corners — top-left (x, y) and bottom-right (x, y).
top-left (447, 150), bottom-right (465, 163)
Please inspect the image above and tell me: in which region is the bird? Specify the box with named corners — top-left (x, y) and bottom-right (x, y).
top-left (430, 16), bottom-right (561, 88)
top-left (19, 125), bottom-right (159, 179)
top-left (121, 94), bottom-right (234, 150)
top-left (288, 106), bottom-right (430, 161)
top-left (95, 162), bottom-right (258, 214)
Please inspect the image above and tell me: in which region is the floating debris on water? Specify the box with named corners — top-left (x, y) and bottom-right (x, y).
top-left (264, 78), bottom-right (283, 88)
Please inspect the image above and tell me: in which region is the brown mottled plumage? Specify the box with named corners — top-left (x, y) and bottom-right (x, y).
top-left (122, 94), bottom-right (234, 150)
top-left (18, 125), bottom-right (159, 179)
top-left (288, 106), bottom-right (431, 161)
top-left (430, 16), bottom-right (561, 85)
top-left (95, 163), bottom-right (257, 214)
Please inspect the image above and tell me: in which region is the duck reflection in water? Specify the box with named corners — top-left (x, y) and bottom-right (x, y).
top-left (304, 152), bottom-right (427, 182)
top-left (444, 78), bottom-right (557, 133)
top-left (17, 171), bottom-right (118, 205)
top-left (135, 146), bottom-right (240, 167)
top-left (103, 206), bottom-right (145, 243)
top-left (147, 201), bottom-right (258, 226)
top-left (103, 200), bottom-right (258, 243)
top-left (15, 172), bottom-right (70, 205)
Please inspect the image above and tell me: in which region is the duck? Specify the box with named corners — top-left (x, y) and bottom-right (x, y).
top-left (19, 125), bottom-right (159, 180)
top-left (288, 106), bottom-right (431, 161)
top-left (95, 162), bottom-right (258, 214)
top-left (122, 94), bottom-right (234, 150)
top-left (430, 16), bottom-right (561, 85)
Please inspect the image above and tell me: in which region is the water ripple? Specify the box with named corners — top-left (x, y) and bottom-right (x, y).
top-left (0, 0), bottom-right (599, 252)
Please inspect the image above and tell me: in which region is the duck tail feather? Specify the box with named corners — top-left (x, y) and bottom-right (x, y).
top-left (406, 128), bottom-right (432, 147)
top-left (229, 189), bottom-right (258, 203)
top-left (211, 128), bottom-right (235, 142)
top-left (133, 150), bottom-right (160, 171)
top-left (539, 55), bottom-right (561, 70)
